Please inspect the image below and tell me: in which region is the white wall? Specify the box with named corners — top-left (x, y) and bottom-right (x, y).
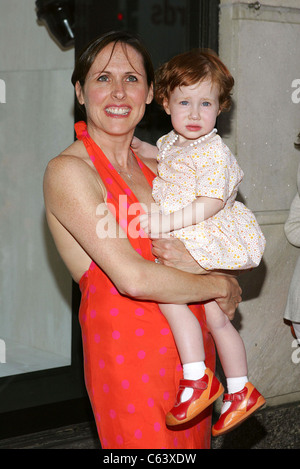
top-left (219, 1), bottom-right (300, 405)
top-left (0, 0), bottom-right (74, 373)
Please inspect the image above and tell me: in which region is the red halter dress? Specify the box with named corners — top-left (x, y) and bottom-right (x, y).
top-left (75, 121), bottom-right (215, 449)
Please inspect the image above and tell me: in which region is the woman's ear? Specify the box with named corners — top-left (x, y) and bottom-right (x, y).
top-left (146, 82), bottom-right (154, 105)
top-left (75, 81), bottom-right (85, 105)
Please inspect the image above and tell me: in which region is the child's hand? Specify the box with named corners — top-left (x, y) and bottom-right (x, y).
top-left (131, 136), bottom-right (142, 152)
top-left (131, 136), bottom-right (158, 160)
top-left (140, 212), bottom-right (172, 238)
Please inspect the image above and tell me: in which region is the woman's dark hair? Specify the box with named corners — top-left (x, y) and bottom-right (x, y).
top-left (71, 31), bottom-right (154, 115)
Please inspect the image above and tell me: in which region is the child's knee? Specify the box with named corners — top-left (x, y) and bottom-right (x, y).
top-left (205, 302), bottom-right (229, 330)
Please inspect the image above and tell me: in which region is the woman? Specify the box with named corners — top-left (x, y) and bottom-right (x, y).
top-left (43, 31), bottom-right (241, 449)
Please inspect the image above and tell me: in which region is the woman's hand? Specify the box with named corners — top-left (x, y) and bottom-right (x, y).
top-left (151, 236), bottom-right (208, 274)
top-left (212, 275), bottom-right (242, 320)
top-left (151, 236), bottom-right (242, 320)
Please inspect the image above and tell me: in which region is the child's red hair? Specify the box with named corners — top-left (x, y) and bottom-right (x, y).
top-left (155, 49), bottom-right (234, 112)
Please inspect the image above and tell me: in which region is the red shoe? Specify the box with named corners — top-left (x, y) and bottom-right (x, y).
top-left (212, 382), bottom-right (266, 437)
top-left (166, 368), bottom-right (224, 426)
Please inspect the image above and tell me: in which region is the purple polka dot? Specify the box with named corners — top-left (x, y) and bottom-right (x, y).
top-left (137, 350), bottom-right (146, 359)
top-left (116, 355), bottom-right (124, 364)
top-left (106, 177), bottom-right (113, 184)
top-left (99, 359), bottom-right (105, 369)
top-left (109, 409), bottom-right (116, 419)
top-left (142, 373), bottom-right (149, 383)
top-left (136, 248), bottom-right (142, 255)
top-left (163, 391), bottom-right (170, 400)
top-left (159, 368), bottom-right (166, 376)
top-left (135, 328), bottom-right (144, 337)
top-left (127, 404), bottom-right (135, 413)
top-left (110, 287), bottom-right (118, 295)
top-left (159, 346), bottom-right (167, 354)
top-left (134, 429), bottom-right (142, 439)
top-left (89, 284), bottom-right (96, 294)
top-left (124, 188), bottom-right (131, 195)
top-left (160, 328), bottom-right (169, 335)
top-left (120, 218), bottom-right (127, 229)
top-left (90, 309), bottom-right (97, 318)
top-left (147, 397), bottom-right (154, 407)
top-left (135, 307), bottom-right (144, 316)
top-left (108, 163), bottom-right (114, 170)
top-left (112, 330), bottom-right (120, 340)
top-left (94, 333), bottom-right (100, 343)
top-left (109, 307), bottom-right (119, 316)
top-left (122, 379), bottom-right (129, 389)
top-left (116, 435), bottom-right (123, 445)
top-left (154, 422), bottom-right (161, 432)
top-left (103, 384), bottom-right (109, 393)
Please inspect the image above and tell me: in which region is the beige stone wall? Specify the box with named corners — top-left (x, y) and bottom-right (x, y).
top-left (219, 1), bottom-right (300, 406)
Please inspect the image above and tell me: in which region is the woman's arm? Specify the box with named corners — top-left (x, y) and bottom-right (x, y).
top-left (140, 196), bottom-right (223, 237)
top-left (44, 156), bottom-right (241, 316)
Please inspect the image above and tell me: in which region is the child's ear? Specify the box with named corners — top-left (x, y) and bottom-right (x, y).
top-left (163, 98), bottom-right (171, 115)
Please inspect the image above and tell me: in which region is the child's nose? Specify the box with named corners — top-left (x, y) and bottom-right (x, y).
top-left (189, 106), bottom-right (201, 120)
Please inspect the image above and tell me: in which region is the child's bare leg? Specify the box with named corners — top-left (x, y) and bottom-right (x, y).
top-left (159, 303), bottom-right (206, 402)
top-left (205, 300), bottom-right (248, 412)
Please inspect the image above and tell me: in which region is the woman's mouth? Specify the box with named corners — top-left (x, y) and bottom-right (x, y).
top-left (105, 106), bottom-right (131, 117)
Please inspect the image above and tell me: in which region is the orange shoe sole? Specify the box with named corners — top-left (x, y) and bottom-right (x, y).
top-left (212, 383), bottom-right (266, 437)
top-left (166, 368), bottom-right (224, 426)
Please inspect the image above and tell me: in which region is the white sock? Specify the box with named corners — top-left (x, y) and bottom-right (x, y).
top-left (221, 376), bottom-right (248, 414)
top-left (180, 361), bottom-right (206, 402)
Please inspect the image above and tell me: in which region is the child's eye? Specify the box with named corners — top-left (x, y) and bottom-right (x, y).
top-left (179, 100), bottom-right (189, 105)
top-left (202, 101), bottom-right (211, 107)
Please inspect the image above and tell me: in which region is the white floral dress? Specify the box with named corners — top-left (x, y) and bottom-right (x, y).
top-left (152, 130), bottom-right (266, 270)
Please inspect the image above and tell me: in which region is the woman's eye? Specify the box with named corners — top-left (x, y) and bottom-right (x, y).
top-left (126, 75), bottom-right (138, 82)
top-left (97, 75), bottom-right (109, 82)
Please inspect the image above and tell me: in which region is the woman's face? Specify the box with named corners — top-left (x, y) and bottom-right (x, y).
top-left (76, 42), bottom-right (153, 140)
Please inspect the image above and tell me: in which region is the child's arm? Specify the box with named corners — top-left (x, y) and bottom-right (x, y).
top-left (131, 136), bottom-right (158, 160)
top-left (140, 196), bottom-right (224, 238)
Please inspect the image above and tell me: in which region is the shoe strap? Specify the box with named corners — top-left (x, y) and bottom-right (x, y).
top-left (178, 377), bottom-right (208, 391)
top-left (223, 389), bottom-right (246, 402)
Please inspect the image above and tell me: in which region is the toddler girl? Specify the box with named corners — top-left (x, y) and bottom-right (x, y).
top-left (138, 49), bottom-right (266, 436)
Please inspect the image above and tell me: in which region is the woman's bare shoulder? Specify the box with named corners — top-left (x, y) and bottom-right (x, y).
top-left (45, 140), bottom-right (93, 182)
top-left (44, 139), bottom-right (104, 206)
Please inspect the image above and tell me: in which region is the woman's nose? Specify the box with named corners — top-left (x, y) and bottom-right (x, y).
top-left (112, 80), bottom-right (126, 100)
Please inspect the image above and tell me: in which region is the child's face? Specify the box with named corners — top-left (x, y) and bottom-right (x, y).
top-left (163, 79), bottom-right (221, 144)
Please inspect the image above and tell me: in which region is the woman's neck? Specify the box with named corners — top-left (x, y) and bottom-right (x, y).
top-left (87, 122), bottom-right (134, 167)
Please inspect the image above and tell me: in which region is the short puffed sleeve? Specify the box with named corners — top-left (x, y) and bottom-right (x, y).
top-left (193, 136), bottom-right (243, 202)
